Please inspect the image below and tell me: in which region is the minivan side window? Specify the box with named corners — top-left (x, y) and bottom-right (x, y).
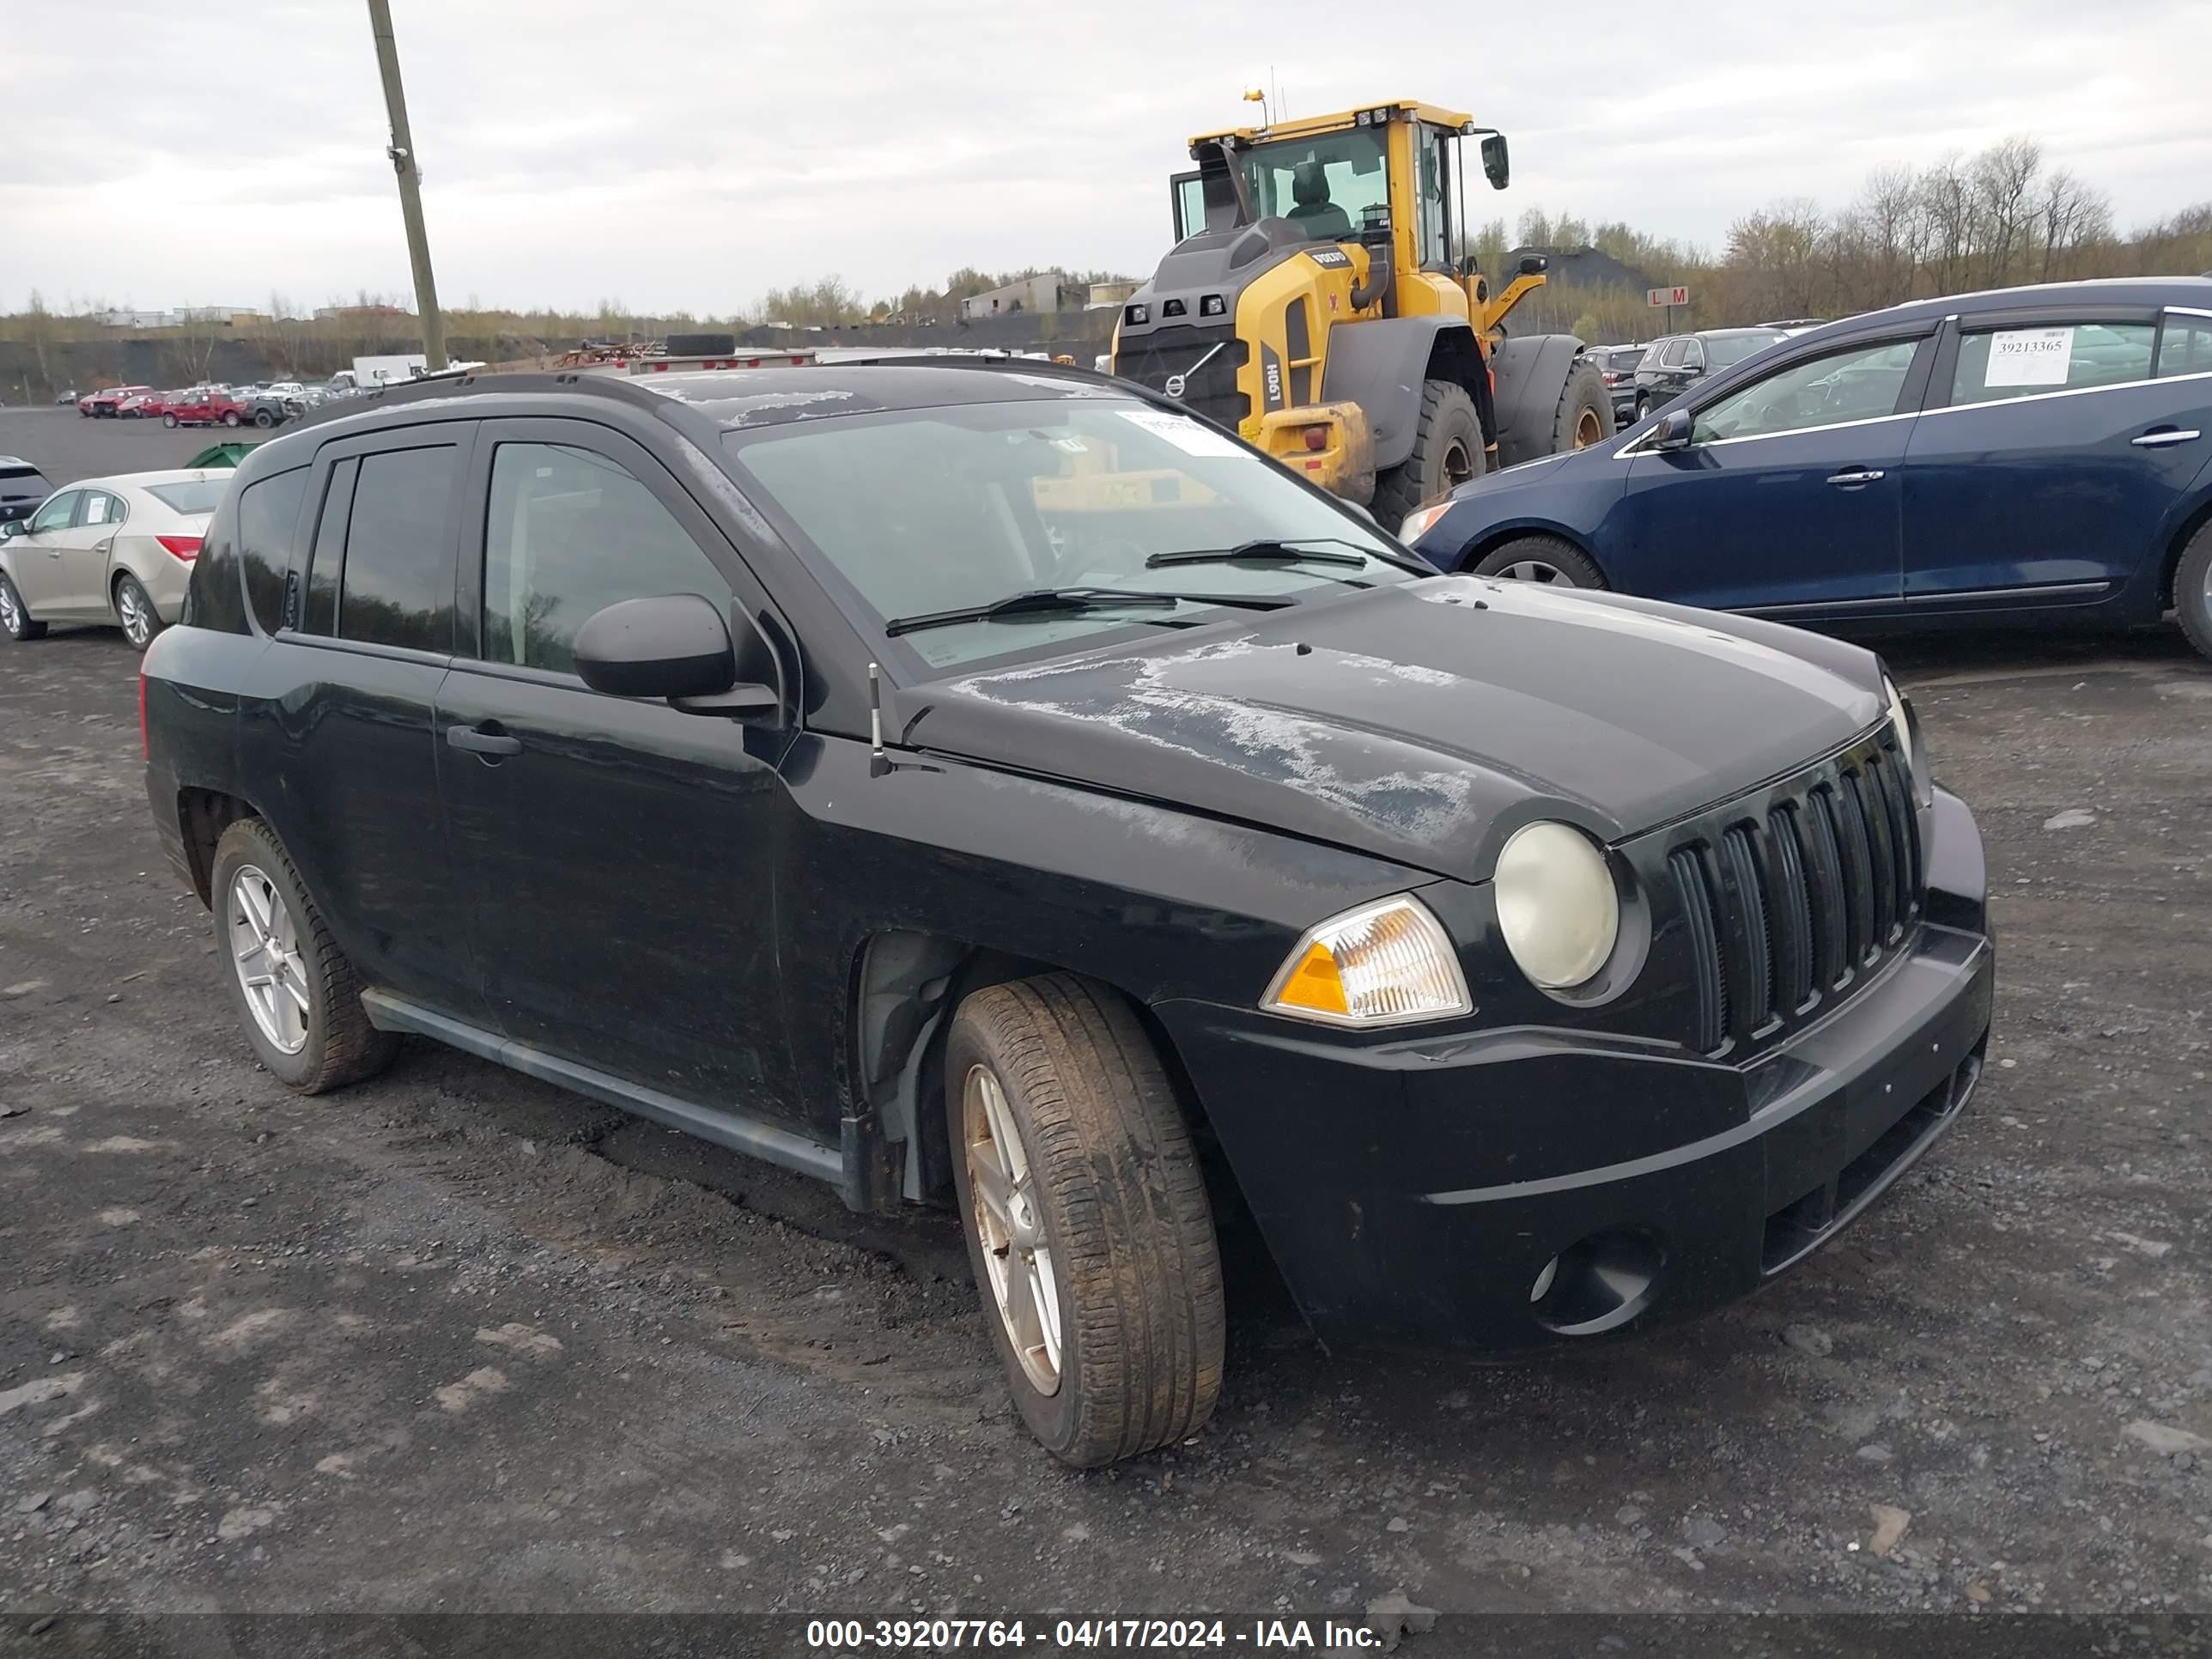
top-left (1948, 321), bottom-right (2155, 407)
top-left (331, 445), bottom-right (459, 653)
top-left (479, 441), bottom-right (732, 676)
top-left (2157, 314), bottom-right (2212, 379)
top-left (238, 466), bottom-right (309, 635)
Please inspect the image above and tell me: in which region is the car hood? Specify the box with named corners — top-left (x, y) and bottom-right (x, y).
top-left (902, 577), bottom-right (1886, 884)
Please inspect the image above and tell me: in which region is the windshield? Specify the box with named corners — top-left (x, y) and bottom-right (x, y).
top-left (146, 480), bottom-right (227, 514)
top-left (723, 398), bottom-right (1417, 671)
top-left (1237, 126), bottom-right (1389, 243)
top-left (1706, 331), bottom-right (1789, 369)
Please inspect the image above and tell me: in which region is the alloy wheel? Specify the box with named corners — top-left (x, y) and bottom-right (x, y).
top-left (117, 584), bottom-right (151, 647)
top-left (0, 584), bottom-right (20, 635)
top-left (1494, 560), bottom-right (1572, 584)
top-left (228, 865), bottom-right (311, 1054)
top-left (963, 1061), bottom-right (1064, 1395)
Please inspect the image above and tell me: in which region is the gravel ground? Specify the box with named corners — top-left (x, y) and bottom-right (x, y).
top-left (3, 404), bottom-right (2211, 1636)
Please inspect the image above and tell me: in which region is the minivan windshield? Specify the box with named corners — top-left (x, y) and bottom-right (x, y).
top-left (723, 398), bottom-right (1421, 670)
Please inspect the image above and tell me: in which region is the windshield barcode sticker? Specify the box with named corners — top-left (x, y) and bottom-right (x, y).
top-left (1118, 409), bottom-right (1244, 457)
top-left (1985, 326), bottom-right (2073, 388)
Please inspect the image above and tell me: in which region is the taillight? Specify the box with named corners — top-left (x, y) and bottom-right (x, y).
top-left (1303, 424), bottom-right (1330, 452)
top-left (155, 534), bottom-right (202, 561)
top-left (138, 670), bottom-right (149, 761)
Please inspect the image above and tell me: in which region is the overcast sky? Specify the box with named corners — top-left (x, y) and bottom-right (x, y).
top-left (5, 0), bottom-right (2207, 317)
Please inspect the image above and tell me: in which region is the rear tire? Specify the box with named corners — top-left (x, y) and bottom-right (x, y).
top-left (945, 973), bottom-right (1224, 1468)
top-left (210, 819), bottom-right (399, 1094)
top-left (113, 574), bottom-right (161, 650)
top-left (2175, 521), bottom-right (2212, 662)
top-left (222, 410), bottom-right (242, 428)
top-left (0, 574), bottom-right (47, 641)
top-left (1468, 533), bottom-right (1607, 589)
top-left (1555, 361), bottom-right (1613, 451)
top-left (253, 410), bottom-right (276, 428)
top-left (1371, 380), bottom-right (1486, 534)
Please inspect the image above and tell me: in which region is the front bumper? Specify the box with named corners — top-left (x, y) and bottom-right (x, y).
top-left (1154, 789), bottom-right (1992, 1352)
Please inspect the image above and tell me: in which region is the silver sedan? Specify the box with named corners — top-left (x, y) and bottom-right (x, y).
top-left (0, 469), bottom-right (232, 649)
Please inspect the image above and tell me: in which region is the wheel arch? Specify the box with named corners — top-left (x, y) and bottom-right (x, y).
top-left (2156, 484), bottom-right (2212, 610)
top-left (1449, 516), bottom-right (1611, 580)
top-left (846, 928), bottom-right (1207, 1212)
top-left (174, 786), bottom-right (261, 908)
top-left (1488, 333), bottom-right (1589, 469)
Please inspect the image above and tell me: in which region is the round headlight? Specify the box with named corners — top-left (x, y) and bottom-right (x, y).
top-left (1495, 821), bottom-right (1620, 990)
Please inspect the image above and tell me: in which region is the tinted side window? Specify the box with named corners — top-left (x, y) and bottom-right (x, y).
top-left (337, 446), bottom-right (459, 653)
top-left (481, 441), bottom-right (732, 674)
top-left (238, 466), bottom-right (308, 635)
top-left (1949, 321), bottom-right (2155, 406)
top-left (2157, 315), bottom-right (2212, 378)
top-left (303, 458), bottom-right (358, 635)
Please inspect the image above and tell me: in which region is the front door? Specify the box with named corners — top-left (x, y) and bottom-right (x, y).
top-left (1902, 308), bottom-right (2212, 611)
top-left (11, 489), bottom-right (82, 614)
top-left (1618, 331), bottom-right (1933, 617)
top-left (64, 489), bottom-right (125, 617)
top-left (434, 418), bottom-right (803, 1121)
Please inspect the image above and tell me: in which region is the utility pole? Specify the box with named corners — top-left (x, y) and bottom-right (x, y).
top-left (367, 0), bottom-right (447, 370)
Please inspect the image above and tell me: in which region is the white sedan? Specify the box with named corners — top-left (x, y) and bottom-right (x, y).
top-left (0, 469), bottom-right (232, 649)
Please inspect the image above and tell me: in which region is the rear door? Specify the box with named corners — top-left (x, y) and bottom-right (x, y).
top-left (434, 418), bottom-right (804, 1119)
top-left (10, 489), bottom-right (83, 613)
top-left (1617, 328), bottom-right (1935, 616)
top-left (1900, 304), bottom-right (2208, 612)
top-left (246, 424), bottom-right (481, 1009)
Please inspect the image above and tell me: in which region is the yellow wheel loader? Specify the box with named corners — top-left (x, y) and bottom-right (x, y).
top-left (1110, 99), bottom-right (1613, 532)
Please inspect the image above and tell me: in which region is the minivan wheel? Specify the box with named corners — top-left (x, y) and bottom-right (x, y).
top-left (2175, 521), bottom-right (2212, 663)
top-left (0, 574), bottom-right (47, 641)
top-left (113, 574), bottom-right (161, 649)
top-left (945, 973), bottom-right (1224, 1468)
top-left (210, 820), bottom-right (399, 1093)
top-left (1468, 534), bottom-right (1607, 589)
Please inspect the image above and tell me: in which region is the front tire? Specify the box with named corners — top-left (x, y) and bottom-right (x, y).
top-left (210, 820), bottom-right (399, 1093)
top-left (1371, 380), bottom-right (1486, 533)
top-left (945, 974), bottom-right (1224, 1468)
top-left (163, 412), bottom-right (179, 428)
top-left (2175, 520), bottom-right (2212, 662)
top-left (1468, 533), bottom-right (1607, 589)
top-left (0, 573), bottom-right (47, 641)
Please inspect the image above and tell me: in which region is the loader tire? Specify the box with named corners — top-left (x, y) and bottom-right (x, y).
top-left (1554, 360), bottom-right (1613, 451)
top-left (1371, 380), bottom-right (1486, 534)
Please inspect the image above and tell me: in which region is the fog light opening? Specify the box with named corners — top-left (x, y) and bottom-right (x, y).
top-left (1530, 1227), bottom-right (1668, 1336)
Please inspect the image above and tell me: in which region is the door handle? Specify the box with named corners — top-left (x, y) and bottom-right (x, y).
top-left (446, 724), bottom-right (522, 758)
top-left (1825, 469), bottom-right (1886, 486)
top-left (2131, 428), bottom-right (2201, 448)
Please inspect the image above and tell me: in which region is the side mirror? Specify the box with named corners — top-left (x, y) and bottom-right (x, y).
top-left (1480, 133), bottom-right (1510, 191)
top-left (0, 520), bottom-right (22, 541)
top-left (573, 593), bottom-right (776, 718)
top-left (1516, 253), bottom-right (1547, 277)
top-left (1650, 410), bottom-right (1694, 452)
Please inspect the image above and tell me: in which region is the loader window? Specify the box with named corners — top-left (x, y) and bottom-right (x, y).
top-left (1241, 128), bottom-right (1388, 243)
top-left (1414, 126), bottom-right (1450, 270)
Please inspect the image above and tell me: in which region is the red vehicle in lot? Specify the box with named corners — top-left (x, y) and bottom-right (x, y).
top-left (82, 386), bottom-right (153, 418)
top-left (161, 388), bottom-right (246, 428)
top-left (117, 389), bottom-right (174, 420)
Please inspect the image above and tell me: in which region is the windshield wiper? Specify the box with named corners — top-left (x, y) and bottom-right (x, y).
top-left (883, 585), bottom-right (1291, 637)
top-left (1144, 537), bottom-right (1431, 577)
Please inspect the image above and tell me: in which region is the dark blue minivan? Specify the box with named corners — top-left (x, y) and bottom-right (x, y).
top-left (1406, 277), bottom-right (2212, 658)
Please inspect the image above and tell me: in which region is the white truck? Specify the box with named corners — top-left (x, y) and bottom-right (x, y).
top-left (329, 355), bottom-right (428, 392)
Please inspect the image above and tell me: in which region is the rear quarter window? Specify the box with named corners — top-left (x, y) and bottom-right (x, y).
top-left (237, 466), bottom-right (307, 635)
